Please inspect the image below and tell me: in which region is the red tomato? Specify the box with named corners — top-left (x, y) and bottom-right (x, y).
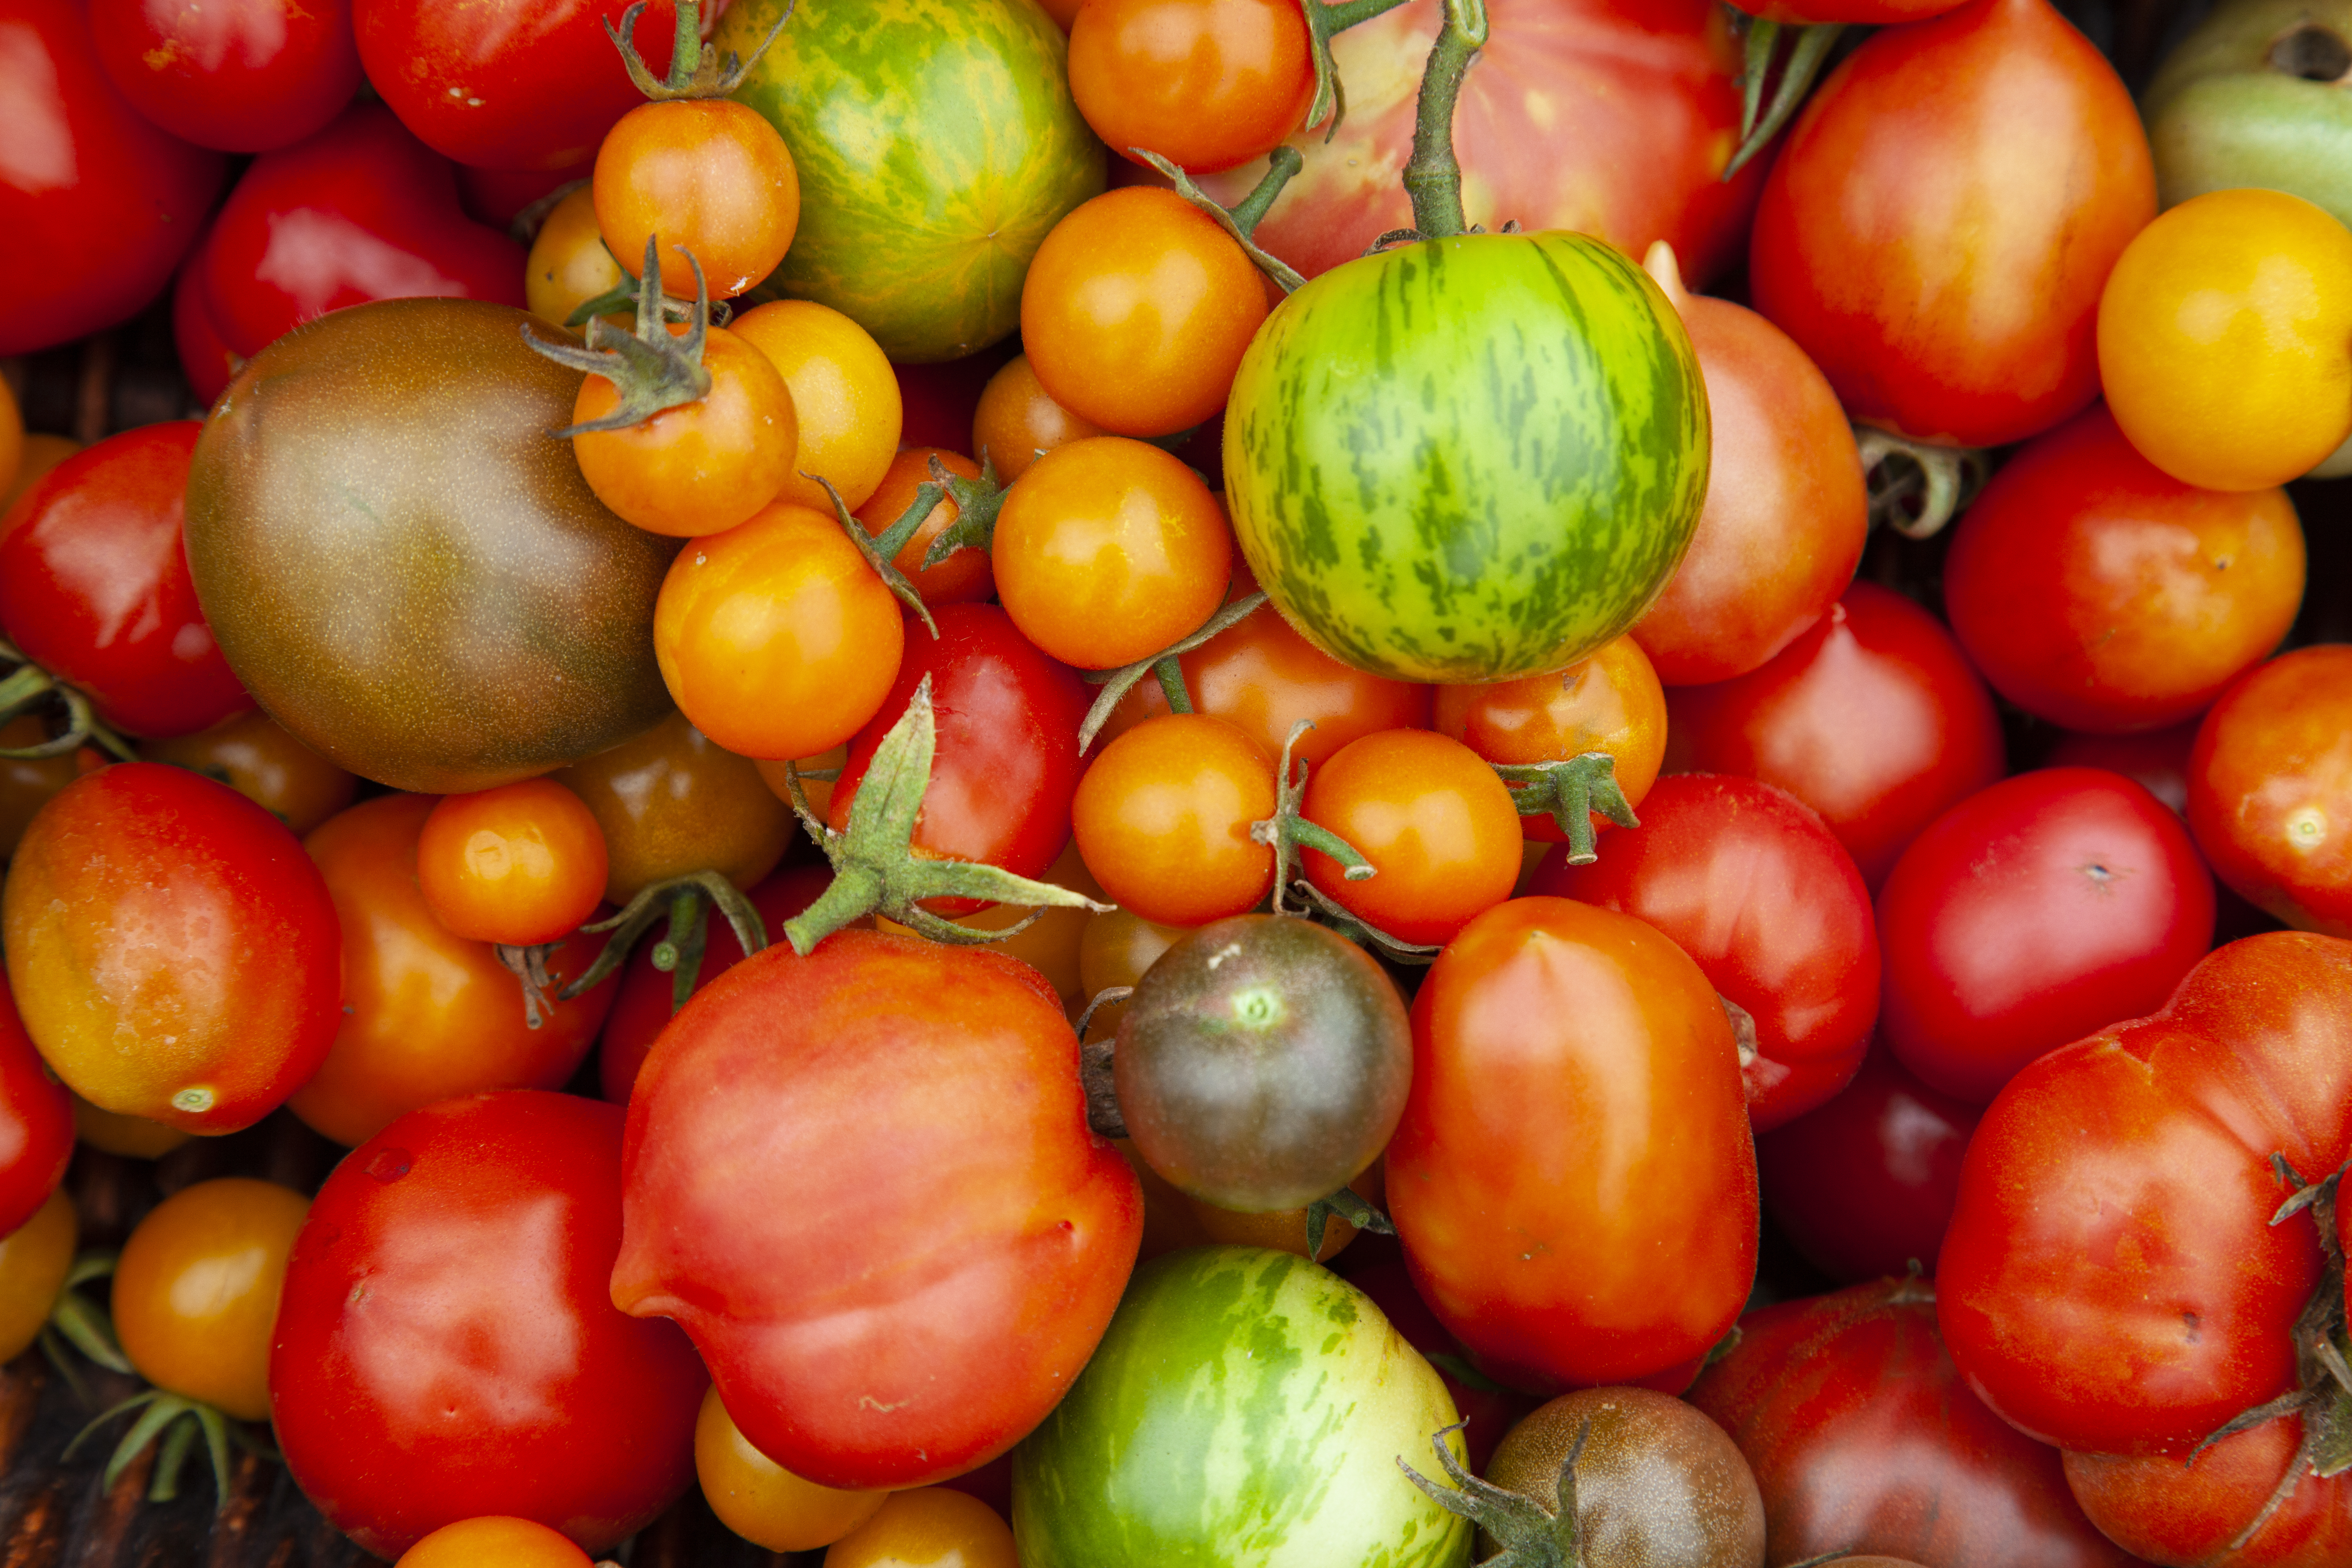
top-left (613, 931), bottom-right (1141, 1490)
top-left (2187, 645), bottom-right (2352, 939)
top-left (0, 971), bottom-right (72, 1238)
top-left (1689, 1277), bottom-right (2143, 1568)
top-left (88, 0), bottom-right (361, 151)
top-left (0, 422), bottom-right (250, 739)
top-left (1664, 581), bottom-right (2006, 889)
top-left (353, 0), bottom-right (680, 170)
top-left (1938, 932), bottom-right (2352, 1455)
top-left (1748, 0), bottom-right (2155, 449)
top-left (2063, 1416), bottom-right (2352, 1568)
top-left (1530, 774), bottom-right (1880, 1132)
top-left (271, 1091), bottom-right (707, 1558)
top-left (0, 0), bottom-right (227, 356)
top-left (1943, 405), bottom-right (2304, 733)
top-left (174, 103), bottom-right (527, 405)
top-left (1746, 2), bottom-right (1963, 15)
top-left (1388, 897), bottom-right (1757, 1392)
top-left (1754, 1044), bottom-right (1981, 1283)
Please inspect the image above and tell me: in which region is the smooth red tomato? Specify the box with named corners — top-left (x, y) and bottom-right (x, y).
top-left (1072, 713), bottom-right (1277, 928)
top-left (417, 778), bottom-right (609, 946)
top-left (1746, 1), bottom-right (1963, 14)
top-left (0, 971), bottom-right (72, 1238)
top-left (570, 325), bottom-right (799, 539)
top-left (1748, 0), bottom-right (2155, 448)
top-left (397, 1517), bottom-right (594, 1568)
top-left (613, 932), bottom-right (1142, 1490)
top-left (971, 355), bottom-right (1104, 483)
top-left (1664, 581), bottom-right (2006, 889)
top-left (854, 449), bottom-right (997, 607)
top-left (1633, 244), bottom-right (1867, 686)
top-left (554, 710), bottom-right (797, 905)
top-left (594, 99), bottom-right (800, 300)
top-left (1938, 932), bottom-right (2352, 1455)
top-left (273, 1091), bottom-right (708, 1558)
top-left (0, 0), bottom-right (226, 356)
top-left (1944, 405), bottom-right (2305, 733)
top-left (112, 1176), bottom-right (308, 1421)
top-left (3, 763), bottom-right (341, 1134)
top-left (2187, 645), bottom-right (2352, 938)
top-left (1532, 774), bottom-right (1880, 1131)
top-left (1433, 634), bottom-right (1666, 846)
top-left (1299, 728), bottom-right (1524, 947)
top-left (1754, 1044), bottom-right (1981, 1283)
top-left (697, 1387), bottom-right (887, 1553)
top-left (2063, 1416), bottom-right (2352, 1568)
top-left (1067, 0), bottom-right (1311, 174)
top-left (89, 0), bottom-right (361, 151)
top-left (0, 423), bottom-right (250, 739)
top-left (1388, 897), bottom-right (1757, 1391)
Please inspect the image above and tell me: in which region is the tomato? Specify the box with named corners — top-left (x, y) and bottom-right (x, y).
top-left (594, 100), bottom-right (800, 301)
top-left (272, 1091), bottom-right (707, 1557)
top-left (0, 970), bottom-right (72, 1238)
top-left (186, 299), bottom-right (680, 795)
top-left (1746, 1), bottom-right (1963, 15)
top-left (1663, 581), bottom-right (2006, 889)
top-left (0, 1187), bottom-right (76, 1364)
top-left (1877, 767), bottom-right (2216, 1104)
top-left (416, 779), bottom-right (608, 947)
top-left (1748, 0), bottom-right (2155, 449)
top-left (1067, 0), bottom-right (1310, 174)
top-left (355, 0), bottom-right (680, 170)
top-left (139, 706), bottom-right (359, 838)
top-left (830, 1488), bottom-right (1018, 1568)
top-left (112, 1176), bottom-right (307, 1421)
top-left (1333, 1238), bottom-right (1535, 1473)
top-left (651, 502), bottom-right (907, 762)
top-left (1937, 932), bottom-right (2352, 1455)
top-left (1531, 774), bottom-right (1880, 1131)
top-left (568, 325), bottom-right (799, 539)
top-left (697, 1386), bottom-right (886, 1552)
top-left (0, 422), bottom-right (250, 739)
top-left (291, 794), bottom-right (614, 1147)
top-left (2187, 645), bottom-right (2352, 938)
top-left (1299, 728), bottom-right (1524, 948)
top-left (971, 355), bottom-right (1103, 482)
top-left (613, 931), bottom-right (1141, 1489)
top-left (894, 344), bottom-right (1020, 453)
top-left (552, 710), bottom-right (794, 905)
top-left (994, 437), bottom-right (1233, 669)
top-left (2141, 3), bottom-right (2352, 238)
top-left (3, 763), bottom-right (340, 1134)
top-left (1944, 405), bottom-right (2306, 732)
top-left (1433, 634), bottom-right (1667, 846)
top-left (1389, 897), bottom-right (1756, 1391)
top-left (0, 377), bottom-right (18, 500)
top-left (2100, 188), bottom-right (2352, 492)
top-left (397, 1518), bottom-right (594, 1568)
top-left (730, 300), bottom-right (903, 512)
top-left (1690, 1277), bottom-right (2142, 1568)
top-left (1756, 1044), bottom-right (1981, 1284)
top-left (174, 103), bottom-right (529, 407)
top-left (2063, 1416), bottom-right (2352, 1568)
top-left (88, 0), bottom-right (359, 150)
top-left (854, 449), bottom-right (996, 606)
top-left (526, 186), bottom-right (628, 328)
top-left (1481, 1388), bottom-right (1765, 1566)
top-left (1072, 714), bottom-right (1277, 928)
top-left (1632, 244), bottom-right (1868, 686)
top-left (0, 0), bottom-right (226, 356)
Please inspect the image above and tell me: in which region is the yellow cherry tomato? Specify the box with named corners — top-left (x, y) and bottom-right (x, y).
top-left (696, 1386), bottom-right (886, 1552)
top-left (0, 1186), bottom-right (76, 1362)
top-left (397, 1516), bottom-right (593, 1568)
top-left (732, 300), bottom-right (903, 512)
top-left (2098, 187), bottom-right (2352, 491)
top-left (823, 1487), bottom-right (1017, 1568)
top-left (111, 1177), bottom-right (308, 1421)
top-left (525, 185), bottom-right (628, 329)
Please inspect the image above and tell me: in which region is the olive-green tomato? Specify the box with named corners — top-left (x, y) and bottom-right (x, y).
top-left (185, 299), bottom-right (679, 794)
top-left (2144, 2), bottom-right (2352, 228)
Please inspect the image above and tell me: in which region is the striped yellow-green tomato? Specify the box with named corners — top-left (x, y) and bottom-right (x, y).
top-left (720, 0), bottom-right (1104, 362)
top-left (2098, 187), bottom-right (2352, 491)
top-left (1012, 1246), bottom-right (1471, 1568)
top-left (1225, 232), bottom-right (1709, 683)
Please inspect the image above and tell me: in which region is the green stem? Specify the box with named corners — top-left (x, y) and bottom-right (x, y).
top-left (1226, 146), bottom-right (1304, 238)
top-left (1128, 152), bottom-right (1307, 294)
top-left (1152, 657), bottom-right (1194, 715)
top-left (1491, 752), bottom-right (1639, 866)
top-left (1303, 0), bottom-right (1419, 137)
top-left (1400, 0), bottom-right (1489, 240)
top-left (1078, 593), bottom-right (1268, 753)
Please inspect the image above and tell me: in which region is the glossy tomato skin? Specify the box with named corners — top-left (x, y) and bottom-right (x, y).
top-left (273, 1092), bottom-right (705, 1558)
top-left (1433, 634), bottom-right (1667, 846)
top-left (1664, 581), bottom-right (2006, 889)
top-left (1531, 774), bottom-right (1880, 1131)
top-left (355, 0), bottom-right (678, 170)
top-left (1387, 897), bottom-right (1756, 1392)
top-left (2187, 645), bottom-right (2352, 938)
top-left (0, 972), bottom-right (73, 1238)
top-left (1938, 932), bottom-right (2352, 1455)
top-left (2063, 1416), bottom-right (2352, 1568)
top-left (3, 763), bottom-right (341, 1135)
top-left (0, 0), bottom-right (226, 356)
top-left (1333, 1238), bottom-right (1535, 1473)
top-left (612, 931), bottom-right (1142, 1491)
top-left (0, 423), bottom-right (250, 738)
top-left (1877, 769), bottom-right (2215, 1104)
top-left (175, 103), bottom-right (528, 406)
top-left (90, 0), bottom-right (361, 151)
top-left (1748, 0), bottom-right (2155, 448)
top-left (1689, 1277), bottom-right (2142, 1568)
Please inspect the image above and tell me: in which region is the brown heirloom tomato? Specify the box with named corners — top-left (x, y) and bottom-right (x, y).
top-left (140, 707), bottom-right (358, 838)
top-left (555, 711), bottom-right (794, 904)
top-left (2187, 645), bottom-right (2352, 937)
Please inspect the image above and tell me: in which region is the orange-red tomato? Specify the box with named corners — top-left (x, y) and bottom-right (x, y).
top-left (1300, 728), bottom-right (1524, 946)
top-left (1072, 713), bottom-right (1275, 926)
top-left (1067, 0), bottom-right (1314, 174)
top-left (594, 100), bottom-right (800, 300)
top-left (417, 779), bottom-right (609, 946)
top-left (731, 300), bottom-right (901, 511)
top-left (554, 710), bottom-right (797, 905)
top-left (397, 1517), bottom-right (594, 1568)
top-left (853, 447), bottom-right (995, 606)
top-left (112, 1176), bottom-right (307, 1421)
top-left (570, 325), bottom-right (798, 537)
top-left (971, 354), bottom-right (1103, 482)
top-left (1434, 634), bottom-right (1667, 844)
top-left (2187, 645), bottom-right (2352, 937)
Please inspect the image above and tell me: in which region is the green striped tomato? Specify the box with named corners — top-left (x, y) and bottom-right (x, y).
top-left (1224, 232), bottom-right (1710, 683)
top-left (1011, 1246), bottom-right (1470, 1568)
top-left (719, 0), bottom-right (1104, 362)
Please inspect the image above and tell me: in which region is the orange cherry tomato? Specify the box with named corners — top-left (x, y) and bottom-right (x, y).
top-left (853, 447), bottom-right (995, 606)
top-left (1067, 0), bottom-right (1314, 174)
top-left (397, 1517), bottom-right (594, 1568)
top-left (112, 1176), bottom-right (307, 1421)
top-left (1433, 634), bottom-right (1668, 844)
top-left (994, 436), bottom-right (1233, 668)
top-left (1021, 187), bottom-right (1269, 436)
top-left (525, 185), bottom-right (628, 329)
top-left (1072, 713), bottom-right (1274, 926)
top-left (594, 100), bottom-right (800, 300)
top-left (554, 709), bottom-right (796, 904)
top-left (753, 742), bottom-right (846, 823)
top-left (570, 325), bottom-right (799, 537)
top-left (71, 1093), bottom-right (190, 1159)
top-left (2187, 644), bottom-right (2352, 937)
top-left (698, 1386), bottom-right (887, 1552)
top-left (0, 1187), bottom-right (76, 1363)
top-left (971, 354), bottom-right (1102, 482)
top-left (1301, 728), bottom-right (1524, 946)
top-left (652, 501), bottom-right (907, 762)
top-left (417, 779), bottom-right (609, 946)
top-left (731, 299), bottom-right (902, 511)
top-left (292, 794), bottom-right (616, 1147)
top-left (139, 707), bottom-right (360, 838)
top-left (823, 1488), bottom-right (1017, 1568)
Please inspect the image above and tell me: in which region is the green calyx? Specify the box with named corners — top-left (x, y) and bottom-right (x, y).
top-left (1303, 0), bottom-right (1418, 139)
top-left (1129, 149), bottom-right (1308, 295)
top-left (522, 234), bottom-right (714, 436)
top-left (813, 474), bottom-right (941, 638)
top-left (39, 1250), bottom-right (134, 1414)
top-left (1492, 752), bottom-right (1638, 867)
top-left (1077, 592), bottom-right (1271, 754)
top-left (1855, 426), bottom-right (1988, 540)
top-left (1725, 19), bottom-right (1847, 181)
top-left (1400, 1417), bottom-right (1594, 1568)
top-left (554, 870), bottom-right (773, 1011)
top-left (912, 453), bottom-right (1010, 572)
top-left (775, 673), bottom-right (1112, 954)
top-left (608, 0), bottom-right (793, 100)
top-left (1304, 1183), bottom-right (1396, 1260)
top-left (0, 640), bottom-right (134, 763)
